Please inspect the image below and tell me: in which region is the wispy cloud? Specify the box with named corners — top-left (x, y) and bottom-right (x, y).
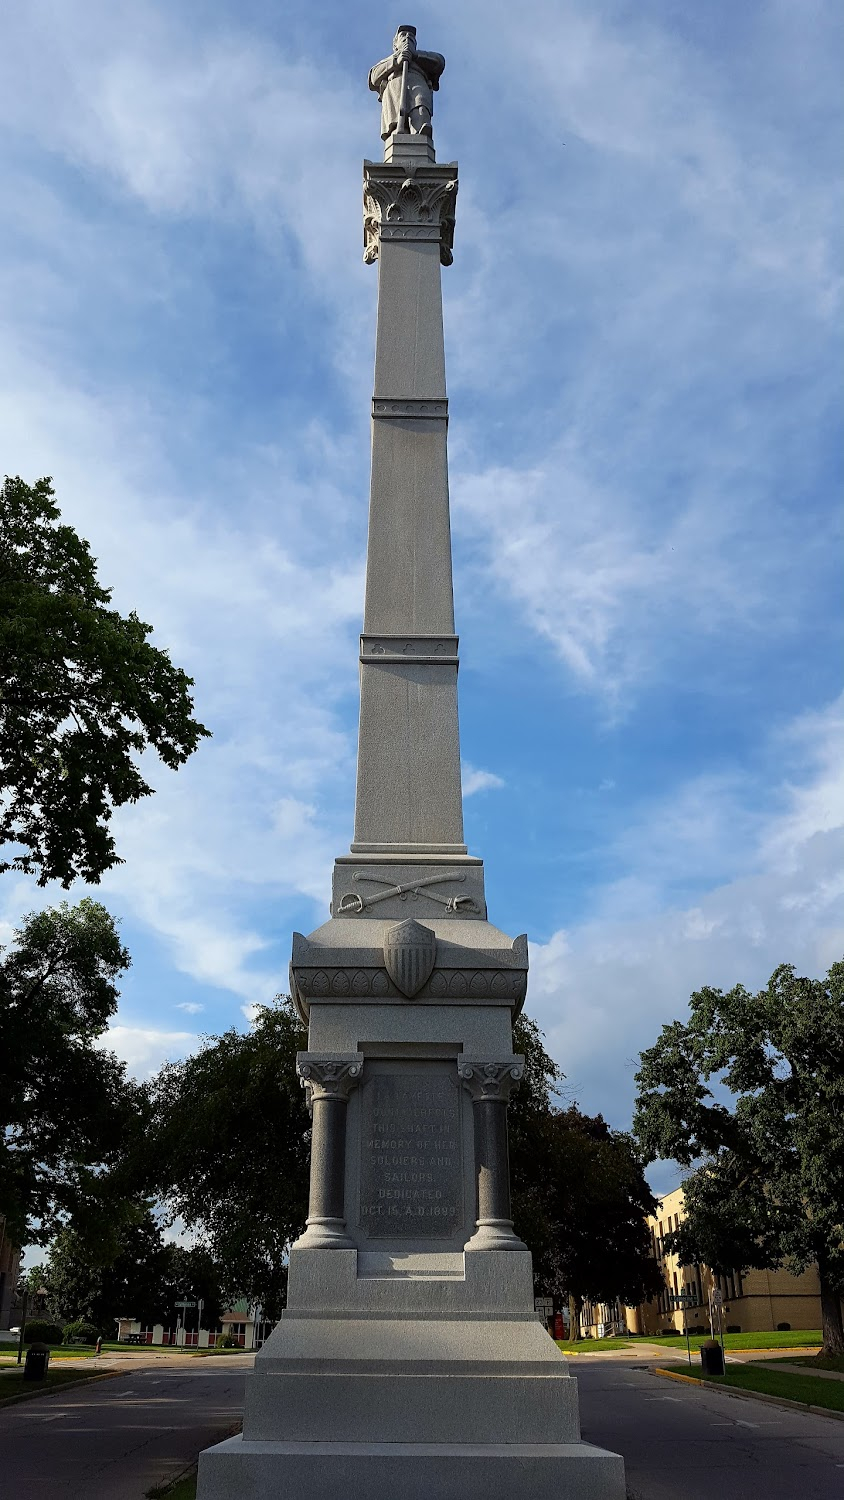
top-left (527, 693), bottom-right (844, 1123)
top-left (462, 763), bottom-right (505, 796)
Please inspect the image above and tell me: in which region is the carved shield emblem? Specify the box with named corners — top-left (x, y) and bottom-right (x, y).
top-left (383, 919), bottom-right (436, 998)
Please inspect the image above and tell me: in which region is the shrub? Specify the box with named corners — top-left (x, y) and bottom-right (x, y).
top-left (62, 1321), bottom-right (100, 1345)
top-left (23, 1319), bottom-right (64, 1346)
top-left (726, 1324), bottom-right (741, 1334)
top-left (777, 1322), bottom-right (791, 1331)
top-left (217, 1333), bottom-right (242, 1348)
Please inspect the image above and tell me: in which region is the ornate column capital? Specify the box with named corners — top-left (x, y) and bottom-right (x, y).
top-left (297, 1052), bottom-right (364, 1104)
top-left (458, 1057), bottom-right (525, 1102)
top-left (363, 160), bottom-right (458, 266)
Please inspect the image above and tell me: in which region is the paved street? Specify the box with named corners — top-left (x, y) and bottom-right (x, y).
top-left (575, 1359), bottom-right (844, 1500)
top-left (0, 1356), bottom-right (250, 1498)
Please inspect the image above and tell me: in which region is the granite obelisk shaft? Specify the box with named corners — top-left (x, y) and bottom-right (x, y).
top-left (354, 150), bottom-right (463, 855)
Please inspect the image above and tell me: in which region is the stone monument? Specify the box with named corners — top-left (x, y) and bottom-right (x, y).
top-left (197, 27), bottom-right (626, 1500)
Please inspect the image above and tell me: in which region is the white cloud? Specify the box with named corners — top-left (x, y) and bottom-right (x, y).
top-left (95, 1024), bottom-right (200, 1079)
top-left (175, 1002), bottom-right (204, 1015)
top-left (462, 763), bottom-right (505, 796)
top-left (526, 694), bottom-right (844, 1125)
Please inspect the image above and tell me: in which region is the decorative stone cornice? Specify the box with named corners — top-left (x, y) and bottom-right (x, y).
top-left (363, 160), bottom-right (458, 266)
top-left (293, 965), bottom-right (525, 1003)
top-left (458, 1057), bottom-right (525, 1102)
top-left (296, 1053), bottom-right (364, 1104)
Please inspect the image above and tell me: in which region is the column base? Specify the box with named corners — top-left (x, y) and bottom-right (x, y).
top-left (198, 1435), bottom-right (626, 1500)
top-left (464, 1218), bottom-right (528, 1252)
top-left (291, 1218), bottom-right (355, 1250)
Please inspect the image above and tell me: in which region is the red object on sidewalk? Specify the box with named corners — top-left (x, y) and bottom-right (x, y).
top-left (554, 1313), bottom-right (565, 1340)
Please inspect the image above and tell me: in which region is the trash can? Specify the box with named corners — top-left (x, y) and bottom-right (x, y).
top-left (24, 1342), bottom-right (51, 1381)
top-left (700, 1343), bottom-right (724, 1376)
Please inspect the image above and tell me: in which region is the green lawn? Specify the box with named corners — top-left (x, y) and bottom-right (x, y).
top-left (554, 1338), bottom-right (632, 1353)
top-left (0, 1347), bottom-right (96, 1360)
top-left (147, 1472), bottom-right (197, 1500)
top-left (660, 1360), bottom-right (844, 1413)
top-left (654, 1329), bottom-right (822, 1351)
top-left (0, 1364), bottom-right (112, 1406)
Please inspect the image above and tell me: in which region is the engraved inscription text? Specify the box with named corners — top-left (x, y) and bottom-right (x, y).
top-left (359, 1071), bottom-right (462, 1239)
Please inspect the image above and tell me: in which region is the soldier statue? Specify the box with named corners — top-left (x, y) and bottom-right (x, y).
top-left (368, 25), bottom-right (445, 141)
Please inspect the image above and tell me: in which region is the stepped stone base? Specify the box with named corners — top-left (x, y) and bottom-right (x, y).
top-left (197, 1296), bottom-right (625, 1499)
top-left (197, 1436), bottom-right (626, 1500)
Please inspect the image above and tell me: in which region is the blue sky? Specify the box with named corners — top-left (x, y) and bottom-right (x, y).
top-left (1, 1), bottom-right (842, 1199)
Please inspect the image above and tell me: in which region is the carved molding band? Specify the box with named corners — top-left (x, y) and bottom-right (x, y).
top-left (337, 869), bottom-right (473, 914)
top-left (363, 160), bottom-right (458, 266)
top-left (295, 967), bottom-right (525, 1002)
top-left (372, 398), bottom-right (448, 419)
top-left (297, 1053), bottom-right (364, 1103)
top-left (360, 632), bottom-right (459, 666)
top-left (458, 1057), bottom-right (525, 1102)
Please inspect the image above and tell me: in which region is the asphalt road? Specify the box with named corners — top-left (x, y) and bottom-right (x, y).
top-left (0, 1357), bottom-right (249, 1498)
top-left (5, 1350), bottom-right (844, 1499)
top-left (575, 1359), bottom-right (844, 1500)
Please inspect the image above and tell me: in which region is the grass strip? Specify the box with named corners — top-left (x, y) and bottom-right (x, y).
top-left (0, 1365), bottom-right (120, 1408)
top-left (147, 1468), bottom-right (197, 1499)
top-left (554, 1338), bottom-right (631, 1354)
top-left (658, 1360), bottom-right (844, 1413)
top-left (653, 1329), bottom-right (821, 1351)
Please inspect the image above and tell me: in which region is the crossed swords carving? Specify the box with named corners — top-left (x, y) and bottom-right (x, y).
top-left (338, 873), bottom-right (477, 915)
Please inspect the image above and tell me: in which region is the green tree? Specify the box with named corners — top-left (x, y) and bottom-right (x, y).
top-left (147, 997), bottom-right (310, 1319)
top-left (510, 1017), bottom-right (661, 1320)
top-left (0, 899), bottom-right (145, 1247)
top-left (45, 1206), bottom-right (224, 1334)
top-left (0, 475), bottom-right (209, 886)
top-left (633, 960), bottom-right (844, 1355)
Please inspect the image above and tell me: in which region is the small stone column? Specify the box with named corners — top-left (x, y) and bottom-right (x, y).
top-left (459, 1058), bottom-right (527, 1252)
top-left (294, 1053), bottom-right (363, 1249)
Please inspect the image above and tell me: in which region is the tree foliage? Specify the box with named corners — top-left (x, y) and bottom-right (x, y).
top-left (634, 959), bottom-right (844, 1354)
top-left (511, 1016), bottom-right (661, 1311)
top-left (45, 1205), bottom-right (224, 1334)
top-left (147, 998), bottom-right (311, 1319)
top-left (0, 475), bottom-right (210, 885)
top-left (0, 899), bottom-right (146, 1247)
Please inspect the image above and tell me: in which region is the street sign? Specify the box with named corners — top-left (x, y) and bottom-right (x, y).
top-left (175, 1300), bottom-right (197, 1309)
top-left (710, 1289), bottom-right (723, 1308)
top-left (534, 1297), bottom-right (553, 1315)
top-left (670, 1290), bottom-right (695, 1307)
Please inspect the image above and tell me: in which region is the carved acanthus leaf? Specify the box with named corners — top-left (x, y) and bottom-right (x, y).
top-left (296, 1053), bottom-right (364, 1103)
top-left (363, 161), bottom-right (458, 266)
top-left (457, 1057), bottom-right (525, 1102)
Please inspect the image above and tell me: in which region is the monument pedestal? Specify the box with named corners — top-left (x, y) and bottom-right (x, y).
top-left (198, 972), bottom-right (624, 1499)
top-left (199, 1253), bottom-right (624, 1499)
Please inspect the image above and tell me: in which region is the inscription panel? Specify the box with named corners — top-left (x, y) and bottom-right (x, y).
top-left (359, 1070), bottom-right (463, 1240)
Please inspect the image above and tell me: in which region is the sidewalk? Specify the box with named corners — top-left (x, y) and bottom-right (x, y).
top-left (752, 1360), bottom-right (844, 1382)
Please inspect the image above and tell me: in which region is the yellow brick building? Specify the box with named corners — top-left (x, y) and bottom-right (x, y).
top-left (578, 1184), bottom-right (823, 1339)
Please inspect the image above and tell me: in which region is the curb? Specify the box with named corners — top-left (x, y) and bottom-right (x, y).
top-left (654, 1366), bottom-right (844, 1423)
top-left (0, 1368), bottom-right (123, 1410)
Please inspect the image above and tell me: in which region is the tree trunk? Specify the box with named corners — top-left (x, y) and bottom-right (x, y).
top-left (819, 1261), bottom-right (844, 1357)
top-left (569, 1294), bottom-right (581, 1341)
